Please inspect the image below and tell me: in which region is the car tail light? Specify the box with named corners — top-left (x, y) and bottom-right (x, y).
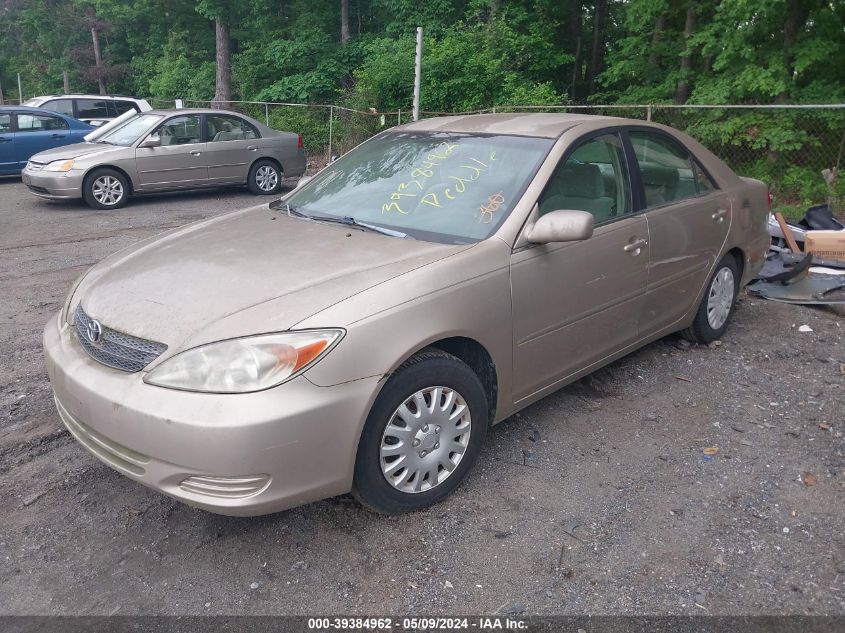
top-left (297, 135), bottom-right (303, 150)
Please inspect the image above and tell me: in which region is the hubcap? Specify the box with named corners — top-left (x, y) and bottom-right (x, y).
top-left (707, 266), bottom-right (735, 330)
top-left (256, 165), bottom-right (278, 191)
top-left (380, 386), bottom-right (471, 494)
top-left (92, 176), bottom-right (123, 206)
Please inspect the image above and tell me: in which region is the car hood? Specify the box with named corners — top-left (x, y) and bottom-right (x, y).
top-left (31, 141), bottom-right (125, 163)
top-left (72, 205), bottom-right (472, 352)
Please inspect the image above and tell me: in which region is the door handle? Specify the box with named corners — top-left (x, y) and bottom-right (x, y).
top-left (0, 137), bottom-right (9, 143)
top-left (190, 151), bottom-right (202, 156)
top-left (624, 237), bottom-right (648, 254)
top-left (246, 145), bottom-right (257, 151)
top-left (51, 133), bottom-right (66, 139)
top-left (712, 208), bottom-right (728, 222)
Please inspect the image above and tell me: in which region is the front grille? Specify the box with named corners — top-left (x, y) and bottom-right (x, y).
top-left (74, 305), bottom-right (167, 373)
top-left (26, 185), bottom-right (50, 195)
top-left (179, 475), bottom-right (272, 499)
top-left (26, 161), bottom-right (44, 171)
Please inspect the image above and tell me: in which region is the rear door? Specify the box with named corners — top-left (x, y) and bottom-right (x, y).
top-left (13, 112), bottom-right (72, 169)
top-left (134, 114), bottom-right (208, 189)
top-left (510, 131), bottom-right (650, 402)
top-left (628, 128), bottom-right (731, 334)
top-left (204, 114), bottom-right (261, 183)
top-left (0, 113), bottom-right (15, 173)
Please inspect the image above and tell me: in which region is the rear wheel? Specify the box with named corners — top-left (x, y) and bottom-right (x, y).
top-left (682, 254), bottom-right (740, 344)
top-left (82, 168), bottom-right (129, 210)
top-left (248, 159), bottom-right (282, 195)
top-left (353, 349), bottom-right (488, 514)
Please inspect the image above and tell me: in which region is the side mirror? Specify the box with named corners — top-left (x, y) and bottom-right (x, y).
top-left (525, 210), bottom-right (594, 244)
top-left (139, 135), bottom-right (161, 149)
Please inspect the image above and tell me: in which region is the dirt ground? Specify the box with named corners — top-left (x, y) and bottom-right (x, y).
top-left (0, 177), bottom-right (843, 617)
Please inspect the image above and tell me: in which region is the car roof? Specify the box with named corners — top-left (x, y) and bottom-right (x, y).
top-left (146, 108), bottom-right (254, 116)
top-left (397, 112), bottom-right (647, 138)
top-left (26, 94), bottom-right (146, 101)
top-left (0, 105), bottom-right (71, 114)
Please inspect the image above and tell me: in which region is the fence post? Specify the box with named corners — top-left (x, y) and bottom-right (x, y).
top-left (398, 109), bottom-right (401, 125)
top-left (265, 103), bottom-right (269, 126)
top-left (646, 105), bottom-right (652, 121)
top-left (17, 73), bottom-right (23, 104)
top-left (328, 106), bottom-right (334, 160)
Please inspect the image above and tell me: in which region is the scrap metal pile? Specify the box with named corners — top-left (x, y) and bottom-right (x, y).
top-left (750, 204), bottom-right (845, 305)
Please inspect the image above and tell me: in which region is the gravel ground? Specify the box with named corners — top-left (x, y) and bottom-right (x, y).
top-left (0, 177), bottom-right (843, 617)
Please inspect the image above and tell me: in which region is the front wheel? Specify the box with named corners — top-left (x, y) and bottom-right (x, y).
top-left (683, 254), bottom-right (740, 344)
top-left (82, 168), bottom-right (129, 210)
top-left (248, 159), bottom-right (282, 195)
top-left (353, 349), bottom-right (488, 514)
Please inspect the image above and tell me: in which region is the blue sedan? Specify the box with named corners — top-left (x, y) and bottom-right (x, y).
top-left (0, 106), bottom-right (93, 175)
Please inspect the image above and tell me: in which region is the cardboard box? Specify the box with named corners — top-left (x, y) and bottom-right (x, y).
top-left (805, 230), bottom-right (845, 263)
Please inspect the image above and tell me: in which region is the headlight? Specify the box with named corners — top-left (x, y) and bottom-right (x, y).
top-left (144, 330), bottom-right (344, 393)
top-left (60, 270), bottom-right (90, 327)
top-left (43, 159), bottom-right (75, 172)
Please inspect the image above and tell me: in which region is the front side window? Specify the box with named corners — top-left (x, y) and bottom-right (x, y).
top-left (42, 99), bottom-right (74, 117)
top-left (287, 131), bottom-right (554, 243)
top-left (538, 133), bottom-right (630, 224)
top-left (207, 115), bottom-right (259, 141)
top-left (16, 113), bottom-right (69, 132)
top-left (99, 113), bottom-right (163, 146)
top-left (630, 130), bottom-right (706, 207)
top-left (76, 99), bottom-right (109, 120)
top-left (158, 115), bottom-right (201, 146)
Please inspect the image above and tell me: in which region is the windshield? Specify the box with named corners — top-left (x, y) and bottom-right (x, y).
top-left (98, 113), bottom-right (163, 146)
top-left (287, 131), bottom-right (553, 243)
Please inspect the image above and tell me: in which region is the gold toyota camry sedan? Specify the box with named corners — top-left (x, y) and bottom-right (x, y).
top-left (44, 113), bottom-right (770, 515)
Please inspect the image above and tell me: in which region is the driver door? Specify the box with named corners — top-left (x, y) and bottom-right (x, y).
top-left (135, 114), bottom-right (208, 189)
top-left (510, 131), bottom-right (649, 403)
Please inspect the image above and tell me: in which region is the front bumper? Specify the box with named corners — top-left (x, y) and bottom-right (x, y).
top-left (21, 167), bottom-right (84, 200)
top-left (43, 314), bottom-right (381, 516)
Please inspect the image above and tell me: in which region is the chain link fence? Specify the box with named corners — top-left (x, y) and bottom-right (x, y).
top-left (150, 100), bottom-right (845, 218)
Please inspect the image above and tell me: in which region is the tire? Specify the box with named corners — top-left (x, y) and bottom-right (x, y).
top-left (352, 349), bottom-right (489, 514)
top-left (248, 159), bottom-right (282, 195)
top-left (82, 168), bottom-right (129, 210)
top-left (682, 254), bottom-right (740, 344)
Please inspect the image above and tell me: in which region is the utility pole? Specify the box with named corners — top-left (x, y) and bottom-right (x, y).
top-left (412, 27), bottom-right (423, 121)
top-left (63, 71), bottom-right (70, 94)
top-left (17, 73), bottom-right (23, 104)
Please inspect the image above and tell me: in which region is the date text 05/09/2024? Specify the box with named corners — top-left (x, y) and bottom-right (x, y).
top-left (307, 616), bottom-right (528, 631)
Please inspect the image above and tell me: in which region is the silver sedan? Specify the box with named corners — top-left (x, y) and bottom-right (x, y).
top-left (21, 109), bottom-right (306, 209)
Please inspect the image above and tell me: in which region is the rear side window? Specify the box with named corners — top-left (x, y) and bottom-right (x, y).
top-left (42, 99), bottom-right (74, 117)
top-left (76, 99), bottom-right (110, 120)
top-left (630, 131), bottom-right (708, 207)
top-left (16, 113), bottom-right (69, 132)
top-left (0, 114), bottom-right (10, 133)
top-left (113, 100), bottom-right (140, 115)
top-left (207, 114), bottom-right (259, 141)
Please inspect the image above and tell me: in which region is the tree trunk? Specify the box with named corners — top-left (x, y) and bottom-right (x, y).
top-left (63, 71), bottom-right (70, 94)
top-left (340, 0), bottom-right (350, 44)
top-left (212, 16), bottom-right (231, 108)
top-left (90, 24), bottom-right (106, 95)
top-left (568, 1), bottom-right (582, 100)
top-left (779, 0), bottom-right (810, 103)
top-left (587, 0), bottom-right (607, 95)
top-left (647, 13), bottom-right (665, 68)
top-left (674, 5), bottom-right (696, 104)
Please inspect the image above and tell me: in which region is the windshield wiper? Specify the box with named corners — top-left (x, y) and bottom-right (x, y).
top-left (310, 215), bottom-right (408, 238)
top-left (268, 200), bottom-right (407, 238)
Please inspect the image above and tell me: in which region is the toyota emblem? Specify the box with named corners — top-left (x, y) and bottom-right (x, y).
top-left (86, 319), bottom-right (103, 344)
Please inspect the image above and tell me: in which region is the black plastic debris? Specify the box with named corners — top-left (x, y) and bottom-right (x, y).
top-left (748, 274), bottom-right (845, 305)
top-left (754, 251), bottom-right (813, 282)
top-left (798, 204), bottom-right (845, 231)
